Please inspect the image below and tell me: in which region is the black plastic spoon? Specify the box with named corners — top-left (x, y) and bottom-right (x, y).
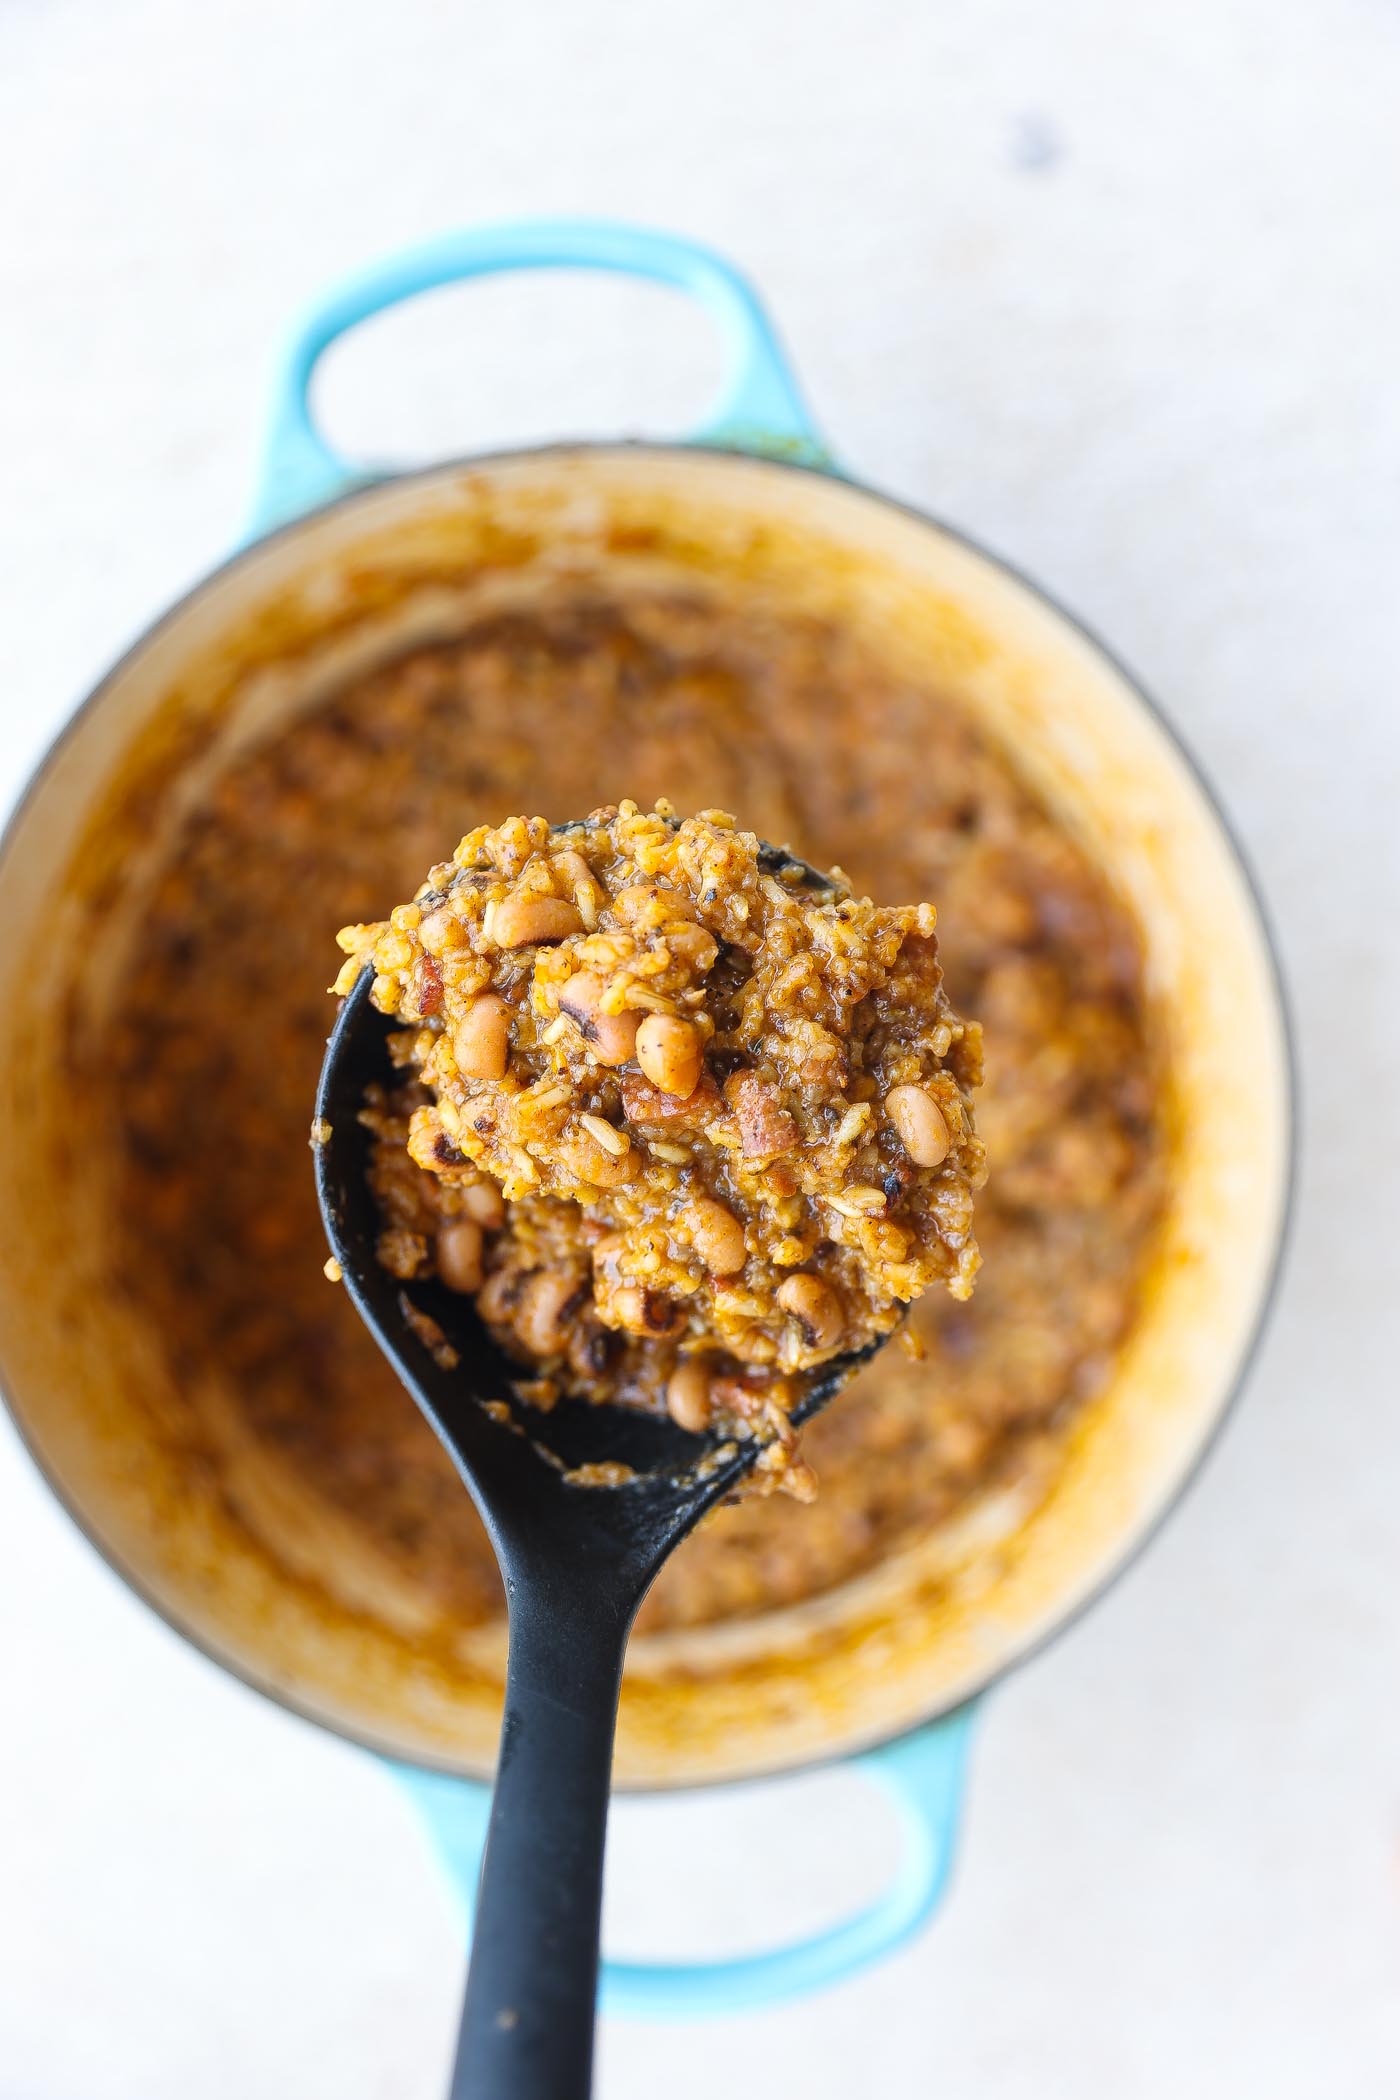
top-left (314, 844), bottom-right (885, 2100)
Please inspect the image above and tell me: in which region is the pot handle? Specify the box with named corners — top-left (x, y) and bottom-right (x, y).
top-left (250, 220), bottom-right (830, 534)
top-left (390, 1702), bottom-right (975, 2021)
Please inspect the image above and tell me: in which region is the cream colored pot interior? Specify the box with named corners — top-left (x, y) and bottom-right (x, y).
top-left (0, 449), bottom-right (1289, 1785)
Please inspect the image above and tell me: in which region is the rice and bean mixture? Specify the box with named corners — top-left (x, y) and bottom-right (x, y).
top-left (104, 592), bottom-right (1164, 1635)
top-left (335, 803), bottom-right (984, 1485)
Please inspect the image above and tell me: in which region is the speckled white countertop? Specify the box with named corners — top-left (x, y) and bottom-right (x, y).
top-left (1, 1), bottom-right (1397, 2093)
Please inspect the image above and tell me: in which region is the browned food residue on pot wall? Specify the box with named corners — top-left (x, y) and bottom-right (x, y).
top-left (102, 593), bottom-right (1165, 1635)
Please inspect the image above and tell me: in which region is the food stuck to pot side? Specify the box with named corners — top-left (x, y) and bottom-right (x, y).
top-left (332, 802), bottom-right (985, 1492)
top-left (105, 591), bottom-right (1165, 1637)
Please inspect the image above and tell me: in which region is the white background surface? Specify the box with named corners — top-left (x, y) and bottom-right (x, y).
top-left (1, 2), bottom-right (1398, 2094)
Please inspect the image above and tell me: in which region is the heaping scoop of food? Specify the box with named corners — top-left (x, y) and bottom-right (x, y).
top-left (332, 799), bottom-right (986, 1497)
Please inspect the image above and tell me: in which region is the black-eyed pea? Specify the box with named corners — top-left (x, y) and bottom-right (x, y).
top-left (611, 1284), bottom-right (684, 1338)
top-left (436, 1218), bottom-right (485, 1294)
top-left (516, 1269), bottom-right (585, 1358)
top-left (491, 893), bottom-right (583, 948)
top-left (665, 920), bottom-right (719, 975)
top-left (776, 1273), bottom-right (845, 1353)
top-left (458, 1180), bottom-right (506, 1231)
top-left (568, 1140), bottom-right (633, 1191)
top-left (416, 904), bottom-right (456, 955)
top-left (666, 1359), bottom-right (714, 1433)
top-left (551, 848), bottom-right (603, 922)
top-left (613, 883), bottom-right (665, 923)
top-left (475, 1267), bottom-right (518, 1327)
top-left (635, 1014), bottom-right (702, 1098)
top-left (559, 971), bottom-right (640, 1066)
top-left (454, 992), bottom-right (512, 1080)
top-left (685, 1196), bottom-right (747, 1276)
top-left (884, 1083), bottom-right (951, 1168)
top-left (609, 1284), bottom-right (647, 1333)
top-left (549, 846), bottom-right (592, 885)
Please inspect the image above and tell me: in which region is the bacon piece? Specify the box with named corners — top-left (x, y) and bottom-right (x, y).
top-left (725, 1072), bottom-right (797, 1157)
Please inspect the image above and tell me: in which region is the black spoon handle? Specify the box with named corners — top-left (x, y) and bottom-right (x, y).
top-left (451, 1581), bottom-right (632, 2100)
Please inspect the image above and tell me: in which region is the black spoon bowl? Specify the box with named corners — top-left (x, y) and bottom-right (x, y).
top-left (314, 842), bottom-right (886, 2100)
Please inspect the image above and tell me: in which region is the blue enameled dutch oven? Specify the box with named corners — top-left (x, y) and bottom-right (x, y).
top-left (0, 221), bottom-right (1293, 2016)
